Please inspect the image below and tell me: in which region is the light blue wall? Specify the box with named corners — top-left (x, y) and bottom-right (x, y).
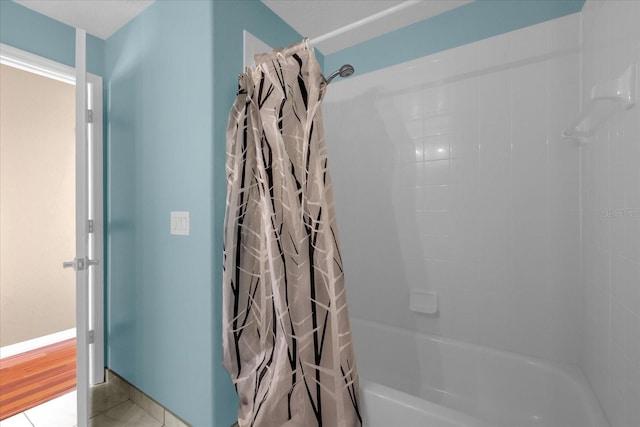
top-left (106, 0), bottom-right (303, 425)
top-left (324, 0), bottom-right (584, 76)
top-left (0, 0), bottom-right (104, 76)
top-left (105, 1), bottom-right (216, 425)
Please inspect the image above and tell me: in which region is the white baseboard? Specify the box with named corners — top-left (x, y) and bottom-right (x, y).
top-left (0, 328), bottom-right (76, 359)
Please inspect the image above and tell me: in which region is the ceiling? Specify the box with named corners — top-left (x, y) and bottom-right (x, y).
top-left (13, 0), bottom-right (471, 54)
top-left (14, 0), bottom-right (154, 40)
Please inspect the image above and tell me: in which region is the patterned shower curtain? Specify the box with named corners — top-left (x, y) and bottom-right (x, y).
top-left (222, 40), bottom-right (362, 427)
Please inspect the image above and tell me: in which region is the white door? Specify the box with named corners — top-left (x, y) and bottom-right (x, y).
top-left (64, 30), bottom-right (104, 426)
top-left (1, 35), bottom-right (103, 427)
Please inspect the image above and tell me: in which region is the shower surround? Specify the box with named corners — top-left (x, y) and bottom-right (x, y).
top-left (325, 12), bottom-right (582, 364)
top-left (324, 2), bottom-right (639, 426)
top-left (580, 2), bottom-right (640, 426)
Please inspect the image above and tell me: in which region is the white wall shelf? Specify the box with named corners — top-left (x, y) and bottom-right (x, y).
top-left (562, 63), bottom-right (636, 143)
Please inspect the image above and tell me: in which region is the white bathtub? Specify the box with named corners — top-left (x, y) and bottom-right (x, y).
top-left (354, 318), bottom-right (609, 427)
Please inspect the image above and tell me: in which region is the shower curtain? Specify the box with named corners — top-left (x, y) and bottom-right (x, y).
top-left (222, 40), bottom-right (361, 427)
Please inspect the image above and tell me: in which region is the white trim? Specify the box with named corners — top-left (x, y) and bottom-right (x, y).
top-left (0, 43), bottom-right (74, 85)
top-left (75, 28), bottom-right (89, 427)
top-left (87, 73), bottom-right (105, 386)
top-left (0, 329), bottom-right (76, 359)
top-left (243, 30), bottom-right (272, 70)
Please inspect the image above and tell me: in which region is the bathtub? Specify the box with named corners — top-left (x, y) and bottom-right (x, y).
top-left (353, 318), bottom-right (609, 427)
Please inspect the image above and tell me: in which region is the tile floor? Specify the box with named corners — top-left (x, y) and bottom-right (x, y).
top-left (1, 391), bottom-right (77, 427)
top-left (0, 370), bottom-right (192, 427)
top-left (0, 391), bottom-right (162, 427)
top-left (90, 400), bottom-right (163, 427)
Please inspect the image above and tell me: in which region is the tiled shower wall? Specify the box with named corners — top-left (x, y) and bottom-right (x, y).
top-left (580, 1), bottom-right (640, 426)
top-left (323, 13), bottom-right (582, 364)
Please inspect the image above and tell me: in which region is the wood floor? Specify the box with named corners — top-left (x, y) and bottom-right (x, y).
top-left (0, 338), bottom-right (76, 420)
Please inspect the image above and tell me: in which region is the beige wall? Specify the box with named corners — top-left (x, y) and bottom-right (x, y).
top-left (0, 64), bottom-right (76, 347)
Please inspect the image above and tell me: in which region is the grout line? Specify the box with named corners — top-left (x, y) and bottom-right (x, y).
top-left (105, 369), bottom-right (190, 426)
top-left (23, 412), bottom-right (36, 427)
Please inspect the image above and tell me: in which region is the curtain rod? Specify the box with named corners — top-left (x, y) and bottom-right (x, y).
top-left (308, 0), bottom-right (421, 47)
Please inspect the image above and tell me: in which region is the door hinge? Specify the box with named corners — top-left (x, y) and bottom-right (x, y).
top-left (88, 330), bottom-right (95, 344)
top-left (87, 219), bottom-right (94, 233)
top-left (87, 109), bottom-right (93, 123)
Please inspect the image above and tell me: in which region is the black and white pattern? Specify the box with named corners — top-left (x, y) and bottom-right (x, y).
top-left (222, 40), bottom-right (361, 427)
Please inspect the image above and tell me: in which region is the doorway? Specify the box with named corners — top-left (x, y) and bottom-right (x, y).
top-left (0, 43), bottom-right (103, 427)
top-left (0, 60), bottom-right (76, 423)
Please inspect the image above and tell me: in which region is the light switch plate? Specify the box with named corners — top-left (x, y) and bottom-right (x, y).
top-left (170, 211), bottom-right (190, 236)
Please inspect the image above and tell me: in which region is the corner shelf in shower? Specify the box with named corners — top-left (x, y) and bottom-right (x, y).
top-left (562, 63), bottom-right (637, 143)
